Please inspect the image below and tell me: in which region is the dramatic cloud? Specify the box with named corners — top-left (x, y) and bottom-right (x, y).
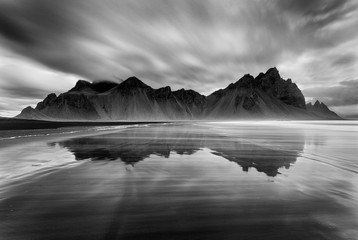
top-left (304, 80), bottom-right (358, 105)
top-left (0, 0), bottom-right (358, 117)
top-left (303, 80), bottom-right (358, 117)
top-left (331, 54), bottom-right (356, 67)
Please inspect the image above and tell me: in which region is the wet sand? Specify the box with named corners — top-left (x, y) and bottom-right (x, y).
top-left (0, 121), bottom-right (358, 239)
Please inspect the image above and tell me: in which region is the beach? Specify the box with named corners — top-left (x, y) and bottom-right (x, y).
top-left (0, 121), bottom-right (358, 240)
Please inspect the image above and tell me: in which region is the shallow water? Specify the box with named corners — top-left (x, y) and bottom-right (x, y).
top-left (0, 121), bottom-right (357, 240)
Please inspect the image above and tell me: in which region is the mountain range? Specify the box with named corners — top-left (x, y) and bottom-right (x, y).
top-left (16, 67), bottom-right (341, 120)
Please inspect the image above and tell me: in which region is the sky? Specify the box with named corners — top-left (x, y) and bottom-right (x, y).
top-left (0, 0), bottom-right (358, 118)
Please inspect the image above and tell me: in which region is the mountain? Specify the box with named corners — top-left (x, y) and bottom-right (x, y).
top-left (205, 68), bottom-right (309, 119)
top-left (16, 68), bottom-right (342, 120)
top-left (306, 100), bottom-right (341, 120)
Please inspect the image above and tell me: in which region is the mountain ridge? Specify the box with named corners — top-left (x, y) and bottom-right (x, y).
top-left (16, 68), bottom-right (342, 120)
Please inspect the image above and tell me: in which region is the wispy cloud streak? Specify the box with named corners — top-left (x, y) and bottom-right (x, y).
top-left (0, 0), bottom-right (358, 116)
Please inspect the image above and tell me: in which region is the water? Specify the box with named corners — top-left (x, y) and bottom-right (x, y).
top-left (0, 121), bottom-right (357, 240)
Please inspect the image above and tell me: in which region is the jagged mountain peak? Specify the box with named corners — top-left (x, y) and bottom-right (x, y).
top-left (314, 100), bottom-right (325, 107)
top-left (253, 67), bottom-right (279, 82)
top-left (254, 67), bottom-right (306, 109)
top-left (120, 76), bottom-right (151, 89)
top-left (265, 67), bottom-right (279, 75)
top-left (223, 68), bottom-right (283, 90)
top-left (230, 74), bottom-right (255, 89)
top-left (308, 100), bottom-right (329, 110)
top-left (257, 67), bottom-right (281, 83)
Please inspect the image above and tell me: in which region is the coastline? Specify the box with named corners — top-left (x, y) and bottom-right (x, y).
top-left (0, 118), bottom-right (168, 131)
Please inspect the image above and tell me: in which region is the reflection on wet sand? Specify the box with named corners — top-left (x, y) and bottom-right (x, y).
top-left (53, 124), bottom-right (304, 177)
top-left (1, 122), bottom-right (358, 240)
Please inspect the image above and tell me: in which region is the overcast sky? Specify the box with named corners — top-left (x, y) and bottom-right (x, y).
top-left (0, 0), bottom-right (358, 117)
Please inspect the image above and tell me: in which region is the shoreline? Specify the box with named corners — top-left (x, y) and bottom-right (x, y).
top-left (1, 117), bottom-right (354, 131)
top-left (0, 118), bottom-right (168, 131)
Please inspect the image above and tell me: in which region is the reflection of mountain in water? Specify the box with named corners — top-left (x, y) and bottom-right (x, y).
top-left (52, 124), bottom-right (304, 177)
